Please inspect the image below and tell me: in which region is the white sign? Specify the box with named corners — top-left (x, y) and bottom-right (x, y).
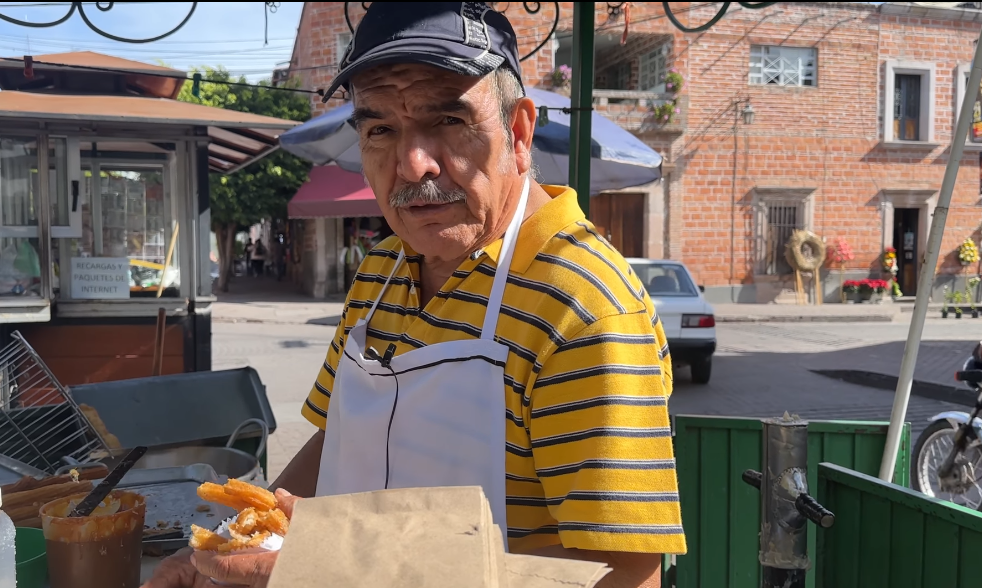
top-left (70, 258), bottom-right (131, 299)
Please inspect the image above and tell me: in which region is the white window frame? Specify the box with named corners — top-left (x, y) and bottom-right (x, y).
top-left (752, 187), bottom-right (816, 276)
top-left (50, 136), bottom-right (83, 239)
top-left (749, 45), bottom-right (817, 87)
top-left (955, 63), bottom-right (982, 151)
top-left (883, 60), bottom-right (936, 146)
top-left (639, 45), bottom-right (669, 93)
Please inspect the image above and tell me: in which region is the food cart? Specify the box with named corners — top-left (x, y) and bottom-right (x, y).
top-left (0, 52), bottom-right (297, 385)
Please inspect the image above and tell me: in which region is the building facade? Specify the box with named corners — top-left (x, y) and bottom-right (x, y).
top-left (286, 2), bottom-right (982, 303)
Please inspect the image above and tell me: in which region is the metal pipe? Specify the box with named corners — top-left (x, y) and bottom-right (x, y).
top-left (760, 416), bottom-right (811, 582)
top-left (878, 27), bottom-right (982, 482)
top-left (568, 3), bottom-right (595, 217)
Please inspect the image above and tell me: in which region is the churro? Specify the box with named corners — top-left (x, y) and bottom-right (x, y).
top-left (190, 479), bottom-right (290, 552)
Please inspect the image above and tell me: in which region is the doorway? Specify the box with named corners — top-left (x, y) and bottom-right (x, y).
top-left (893, 207), bottom-right (920, 296)
top-left (590, 193), bottom-right (645, 258)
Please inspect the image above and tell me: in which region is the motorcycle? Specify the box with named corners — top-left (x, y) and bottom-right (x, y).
top-left (911, 341), bottom-right (982, 510)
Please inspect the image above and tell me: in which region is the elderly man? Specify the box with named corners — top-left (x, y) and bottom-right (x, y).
top-left (144, 3), bottom-right (684, 587)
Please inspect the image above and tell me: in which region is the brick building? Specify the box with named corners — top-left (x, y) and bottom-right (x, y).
top-left (285, 2), bottom-right (982, 303)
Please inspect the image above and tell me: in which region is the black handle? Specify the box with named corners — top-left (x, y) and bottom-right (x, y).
top-left (956, 370), bottom-right (982, 384)
top-left (742, 469), bottom-right (762, 489)
top-left (71, 180), bottom-right (79, 212)
top-left (795, 492), bottom-right (835, 528)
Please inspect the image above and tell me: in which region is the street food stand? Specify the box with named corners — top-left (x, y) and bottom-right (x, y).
top-left (0, 52), bottom-right (297, 385)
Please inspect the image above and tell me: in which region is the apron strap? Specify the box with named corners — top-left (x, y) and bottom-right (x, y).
top-left (365, 248), bottom-right (406, 324)
top-left (481, 176), bottom-right (531, 340)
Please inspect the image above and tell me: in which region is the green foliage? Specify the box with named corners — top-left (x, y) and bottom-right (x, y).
top-left (176, 66), bottom-right (312, 229)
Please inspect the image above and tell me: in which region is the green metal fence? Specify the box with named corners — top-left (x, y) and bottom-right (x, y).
top-left (816, 462), bottom-right (982, 587)
top-left (670, 415), bottom-right (911, 588)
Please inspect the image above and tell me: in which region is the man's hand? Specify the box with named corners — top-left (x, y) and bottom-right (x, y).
top-left (141, 489), bottom-right (301, 588)
top-left (139, 548), bottom-right (211, 588)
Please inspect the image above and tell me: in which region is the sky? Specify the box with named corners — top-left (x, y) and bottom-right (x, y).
top-left (0, 2), bottom-right (304, 82)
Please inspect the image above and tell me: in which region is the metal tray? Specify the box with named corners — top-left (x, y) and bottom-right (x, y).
top-left (110, 464), bottom-right (238, 553)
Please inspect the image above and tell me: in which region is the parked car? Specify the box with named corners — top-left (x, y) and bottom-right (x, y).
top-left (626, 258), bottom-right (717, 384)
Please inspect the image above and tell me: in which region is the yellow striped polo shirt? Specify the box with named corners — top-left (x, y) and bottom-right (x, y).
top-left (303, 184), bottom-right (685, 556)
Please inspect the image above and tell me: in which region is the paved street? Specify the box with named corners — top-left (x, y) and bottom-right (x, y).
top-left (212, 310), bottom-right (981, 481)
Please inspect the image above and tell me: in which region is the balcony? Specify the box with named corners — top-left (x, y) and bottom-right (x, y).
top-left (592, 90), bottom-right (687, 136)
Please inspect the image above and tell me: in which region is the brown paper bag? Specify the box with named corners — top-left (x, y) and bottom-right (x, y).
top-left (266, 486), bottom-right (612, 588)
top-left (267, 486), bottom-right (499, 588)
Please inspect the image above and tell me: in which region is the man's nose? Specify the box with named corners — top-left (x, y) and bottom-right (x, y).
top-left (395, 134), bottom-right (441, 183)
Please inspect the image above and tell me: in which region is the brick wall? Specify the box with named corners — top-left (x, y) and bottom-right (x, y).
top-left (286, 2), bottom-right (982, 295)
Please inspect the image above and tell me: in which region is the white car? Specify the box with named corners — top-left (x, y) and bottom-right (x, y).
top-left (626, 258), bottom-right (717, 384)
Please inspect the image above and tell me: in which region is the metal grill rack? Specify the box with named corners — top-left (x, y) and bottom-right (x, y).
top-left (0, 331), bottom-right (111, 474)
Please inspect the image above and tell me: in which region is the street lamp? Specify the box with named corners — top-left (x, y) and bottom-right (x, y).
top-left (742, 102), bottom-right (756, 125)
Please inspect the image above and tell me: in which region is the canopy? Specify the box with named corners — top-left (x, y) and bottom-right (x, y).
top-left (287, 164), bottom-right (381, 219)
top-left (278, 87), bottom-right (663, 194)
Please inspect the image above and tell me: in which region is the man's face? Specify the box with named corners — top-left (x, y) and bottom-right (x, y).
top-left (351, 64), bottom-right (530, 262)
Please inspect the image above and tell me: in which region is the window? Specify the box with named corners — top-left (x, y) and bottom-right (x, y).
top-left (51, 140), bottom-right (181, 300)
top-left (631, 262), bottom-right (699, 297)
top-left (894, 74), bottom-right (921, 141)
top-left (639, 45), bottom-right (669, 92)
top-left (336, 32), bottom-right (352, 64)
top-left (955, 63), bottom-right (982, 146)
top-left (752, 187), bottom-right (815, 276)
top-left (883, 61), bottom-right (935, 144)
top-left (749, 45), bottom-right (817, 87)
top-left (611, 62), bottom-right (631, 91)
top-left (0, 136), bottom-right (42, 297)
top-left (764, 204), bottom-right (802, 275)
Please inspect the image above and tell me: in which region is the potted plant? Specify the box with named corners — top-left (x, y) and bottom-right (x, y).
top-left (872, 279), bottom-right (888, 303)
top-left (843, 280), bottom-right (859, 303)
top-left (959, 238), bottom-right (980, 267)
top-left (857, 279), bottom-right (875, 303)
top-left (650, 69), bottom-right (685, 125)
top-left (942, 285), bottom-right (950, 318)
top-left (550, 64), bottom-right (572, 93)
top-left (955, 291), bottom-right (964, 318)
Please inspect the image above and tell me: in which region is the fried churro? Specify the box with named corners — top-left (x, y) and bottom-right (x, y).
top-left (190, 479), bottom-right (290, 552)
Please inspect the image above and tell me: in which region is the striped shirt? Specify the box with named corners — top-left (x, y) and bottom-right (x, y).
top-left (303, 185), bottom-right (686, 555)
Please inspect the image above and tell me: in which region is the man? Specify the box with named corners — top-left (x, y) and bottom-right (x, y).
top-left (143, 4), bottom-right (684, 587)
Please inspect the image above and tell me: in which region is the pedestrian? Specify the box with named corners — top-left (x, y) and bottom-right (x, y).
top-left (143, 4), bottom-right (683, 588)
top-left (243, 238), bottom-right (254, 277)
top-left (251, 239), bottom-right (266, 277)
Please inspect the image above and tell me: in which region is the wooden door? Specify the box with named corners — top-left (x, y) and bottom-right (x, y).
top-left (590, 193), bottom-right (645, 257)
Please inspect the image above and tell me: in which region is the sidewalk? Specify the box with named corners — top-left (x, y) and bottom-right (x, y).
top-left (210, 278), bottom-right (907, 325)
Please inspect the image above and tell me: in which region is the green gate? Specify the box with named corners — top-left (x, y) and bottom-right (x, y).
top-left (816, 463), bottom-right (982, 587)
top-left (670, 415), bottom-right (911, 588)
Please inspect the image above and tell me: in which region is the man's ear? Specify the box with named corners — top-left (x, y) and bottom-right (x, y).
top-left (511, 97), bottom-right (536, 175)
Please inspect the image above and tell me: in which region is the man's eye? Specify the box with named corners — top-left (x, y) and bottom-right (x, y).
top-left (443, 116), bottom-right (464, 125)
top-left (368, 126), bottom-right (391, 137)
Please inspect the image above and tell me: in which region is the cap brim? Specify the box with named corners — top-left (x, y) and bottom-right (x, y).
top-left (326, 37), bottom-right (506, 100)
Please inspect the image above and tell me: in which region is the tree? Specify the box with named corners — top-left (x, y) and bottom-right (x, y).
top-left (177, 66), bottom-right (311, 292)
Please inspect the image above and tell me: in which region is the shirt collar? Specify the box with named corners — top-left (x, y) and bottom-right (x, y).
top-left (400, 185), bottom-right (584, 274)
top-left (480, 185), bottom-right (584, 273)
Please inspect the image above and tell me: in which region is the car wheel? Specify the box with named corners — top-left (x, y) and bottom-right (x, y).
top-left (690, 355), bottom-right (712, 385)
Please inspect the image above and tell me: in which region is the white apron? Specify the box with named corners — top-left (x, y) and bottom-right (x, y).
top-left (316, 178), bottom-right (531, 547)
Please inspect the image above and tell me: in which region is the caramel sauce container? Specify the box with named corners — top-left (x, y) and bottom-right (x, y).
top-left (40, 490), bottom-right (146, 588)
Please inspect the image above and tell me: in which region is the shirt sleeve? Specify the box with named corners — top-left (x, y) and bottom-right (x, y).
top-left (528, 310), bottom-right (686, 555)
top-left (301, 315), bottom-right (347, 430)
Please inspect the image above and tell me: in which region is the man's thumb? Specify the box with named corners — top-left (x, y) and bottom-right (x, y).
top-left (274, 488), bottom-right (300, 519)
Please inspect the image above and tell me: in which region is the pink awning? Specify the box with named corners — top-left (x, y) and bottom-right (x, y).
top-left (287, 165), bottom-right (383, 219)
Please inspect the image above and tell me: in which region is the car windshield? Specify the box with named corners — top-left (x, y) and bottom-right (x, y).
top-left (632, 262), bottom-right (699, 297)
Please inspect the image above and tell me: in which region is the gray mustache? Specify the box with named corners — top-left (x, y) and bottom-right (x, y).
top-left (389, 181), bottom-right (467, 208)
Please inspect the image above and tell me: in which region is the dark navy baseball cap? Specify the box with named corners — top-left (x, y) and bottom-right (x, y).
top-left (326, 2), bottom-right (525, 100)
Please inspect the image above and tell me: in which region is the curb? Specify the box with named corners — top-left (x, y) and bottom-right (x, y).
top-left (810, 368), bottom-right (975, 407)
top-left (213, 316), bottom-right (340, 327)
top-left (716, 314), bottom-right (897, 324)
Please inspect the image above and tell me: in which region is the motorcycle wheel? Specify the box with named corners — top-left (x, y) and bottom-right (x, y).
top-left (911, 419), bottom-right (982, 511)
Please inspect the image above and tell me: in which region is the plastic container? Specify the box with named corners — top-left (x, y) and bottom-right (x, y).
top-left (0, 489), bottom-right (14, 588)
top-left (40, 490), bottom-right (146, 588)
top-left (14, 527), bottom-right (48, 588)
